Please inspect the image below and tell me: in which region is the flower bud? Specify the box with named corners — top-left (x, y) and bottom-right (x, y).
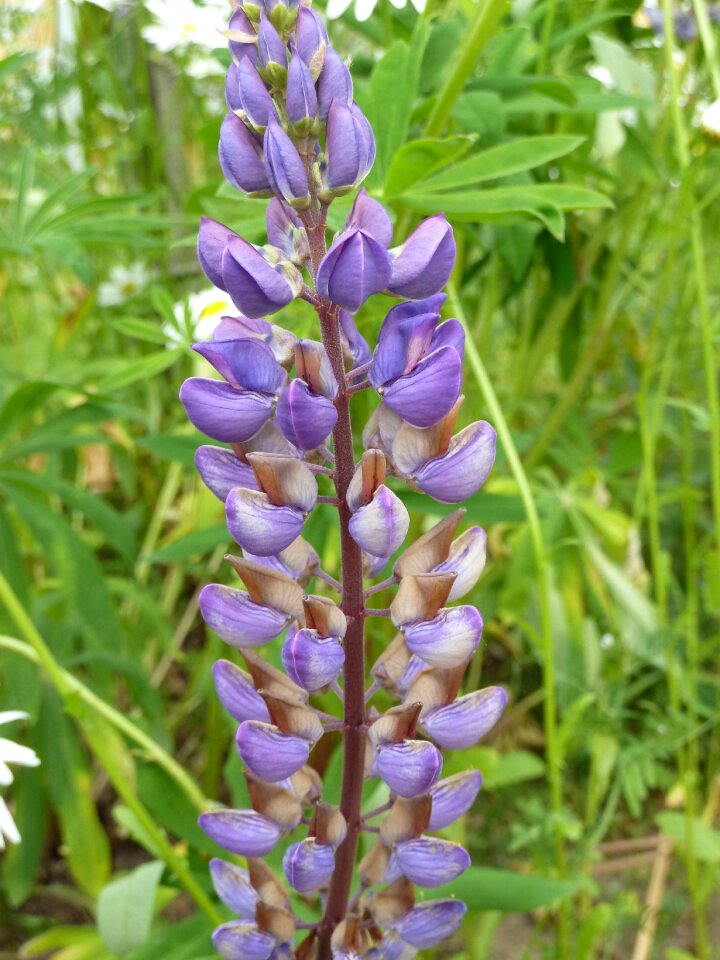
top-left (266, 198), bottom-right (310, 264)
top-left (197, 216), bottom-right (239, 290)
top-left (195, 446), bottom-right (259, 502)
top-left (257, 12), bottom-right (287, 86)
top-left (422, 686), bottom-right (508, 749)
top-left (213, 659), bottom-right (271, 723)
top-left (225, 6), bottom-right (258, 63)
top-left (393, 900), bottom-right (466, 949)
top-left (386, 215), bottom-right (456, 300)
top-left (264, 119), bottom-right (311, 209)
top-left (209, 859), bottom-right (258, 918)
top-left (286, 48), bottom-right (318, 135)
top-left (317, 228), bottom-right (391, 312)
top-left (282, 626), bottom-right (344, 691)
top-left (391, 404), bottom-right (497, 504)
top-left (374, 740), bottom-right (443, 798)
top-left (348, 485), bottom-right (409, 558)
top-left (221, 236), bottom-right (303, 318)
top-left (199, 809), bottom-right (283, 857)
top-left (428, 770), bottom-right (483, 830)
top-left (226, 454), bottom-right (317, 555)
top-left (246, 770), bottom-right (304, 828)
top-left (212, 921), bottom-right (277, 960)
top-left (434, 526), bottom-right (487, 600)
top-left (219, 113), bottom-right (272, 196)
top-left (236, 721), bottom-right (312, 781)
top-left (236, 57), bottom-right (279, 131)
top-left (403, 605), bottom-right (483, 669)
top-left (318, 101), bottom-right (375, 201)
top-left (276, 380), bottom-right (338, 451)
top-left (296, 5), bottom-right (327, 79)
top-left (346, 188), bottom-right (393, 247)
top-left (390, 838), bottom-right (470, 889)
top-left (283, 838), bottom-right (335, 892)
top-left (316, 48), bottom-right (352, 119)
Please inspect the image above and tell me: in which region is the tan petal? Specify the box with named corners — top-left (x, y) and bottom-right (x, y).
top-left (371, 878), bottom-right (415, 926)
top-left (302, 595), bottom-right (347, 638)
top-left (240, 649), bottom-right (307, 703)
top-left (368, 702), bottom-right (421, 747)
top-left (255, 902), bottom-right (295, 941)
top-left (246, 771), bottom-right (303, 828)
top-left (247, 453), bottom-right (318, 512)
top-left (390, 572), bottom-right (455, 627)
top-left (380, 795), bottom-right (432, 846)
top-left (391, 397), bottom-right (462, 475)
top-left (394, 509), bottom-right (465, 578)
top-left (404, 664), bottom-right (467, 713)
top-left (247, 859), bottom-right (289, 909)
top-left (371, 633), bottom-right (411, 690)
top-left (226, 555), bottom-right (304, 618)
top-left (261, 690), bottom-right (324, 742)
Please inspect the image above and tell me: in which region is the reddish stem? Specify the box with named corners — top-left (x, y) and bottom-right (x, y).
top-left (302, 216), bottom-right (367, 960)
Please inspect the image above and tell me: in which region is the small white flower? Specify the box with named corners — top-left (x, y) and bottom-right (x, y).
top-left (0, 711), bottom-right (40, 851)
top-left (142, 0), bottom-right (228, 55)
top-left (164, 287), bottom-right (234, 345)
top-left (326, 0), bottom-right (425, 23)
top-left (97, 262), bottom-right (151, 307)
top-left (700, 98), bottom-right (720, 141)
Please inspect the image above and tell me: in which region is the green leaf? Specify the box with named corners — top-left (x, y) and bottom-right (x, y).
top-left (402, 491), bottom-right (526, 524)
top-left (123, 913), bottom-right (215, 960)
top-left (361, 41), bottom-right (417, 187)
top-left (384, 135), bottom-right (475, 200)
top-left (404, 183), bottom-right (611, 216)
top-left (20, 925), bottom-right (115, 960)
top-left (656, 813), bottom-right (720, 863)
top-left (98, 349), bottom-right (183, 392)
top-left (38, 695), bottom-right (111, 897)
top-left (97, 861), bottom-right (165, 957)
top-left (427, 866), bottom-right (578, 911)
top-left (111, 317), bottom-right (172, 345)
top-left (2, 758), bottom-right (47, 907)
top-left (135, 434), bottom-right (199, 466)
top-left (145, 524), bottom-right (229, 563)
top-left (414, 136), bottom-right (586, 192)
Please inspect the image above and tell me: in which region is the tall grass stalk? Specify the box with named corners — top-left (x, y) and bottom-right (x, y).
top-left (449, 283), bottom-right (569, 958)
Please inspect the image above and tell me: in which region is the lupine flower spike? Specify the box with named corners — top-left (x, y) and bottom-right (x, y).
top-left (181, 4), bottom-right (505, 957)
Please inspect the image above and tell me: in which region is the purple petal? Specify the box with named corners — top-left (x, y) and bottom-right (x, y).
top-left (317, 229), bottom-right (392, 313)
top-left (227, 7), bottom-right (258, 64)
top-left (212, 659), bottom-right (271, 724)
top-left (415, 421), bottom-right (497, 503)
top-left (296, 6), bottom-right (328, 72)
top-left (369, 305), bottom-right (440, 388)
top-left (316, 48), bottom-right (352, 119)
top-left (244, 537), bottom-right (319, 584)
top-left (237, 57), bottom-right (278, 129)
top-left (281, 628), bottom-right (345, 691)
top-left (381, 346), bottom-right (462, 428)
top-left (198, 217), bottom-right (238, 290)
top-left (430, 318), bottom-right (465, 360)
top-left (193, 338), bottom-right (285, 394)
top-left (348, 485), bottom-right (409, 558)
top-left (221, 236), bottom-right (301, 319)
top-left (387, 215), bottom-right (456, 300)
top-left (195, 445), bottom-right (260, 502)
top-left (286, 50), bottom-right (318, 129)
top-left (322, 100), bottom-right (375, 196)
top-left (394, 838), bottom-right (470, 888)
top-left (225, 63), bottom-right (242, 113)
top-left (226, 489), bottom-right (306, 556)
top-left (339, 311), bottom-right (372, 367)
top-left (179, 379), bottom-right (275, 443)
top-left (200, 584), bottom-right (289, 648)
top-left (282, 838), bottom-right (335, 893)
top-left (213, 922), bottom-right (276, 960)
top-left (209, 859), bottom-right (258, 918)
top-left (375, 740), bottom-right (443, 798)
top-left (266, 199), bottom-right (310, 264)
top-left (434, 527), bottom-right (487, 601)
top-left (345, 188), bottom-right (393, 247)
top-left (219, 113), bottom-right (271, 196)
top-left (236, 720), bottom-right (311, 781)
top-left (423, 687), bottom-right (508, 749)
top-left (264, 119), bottom-right (310, 208)
top-left (276, 380), bottom-right (338, 451)
top-left (199, 809), bottom-right (282, 857)
top-left (394, 900), bottom-right (467, 949)
top-left (257, 11), bottom-right (287, 70)
top-left (403, 605), bottom-right (483, 669)
top-left (428, 771), bottom-right (483, 830)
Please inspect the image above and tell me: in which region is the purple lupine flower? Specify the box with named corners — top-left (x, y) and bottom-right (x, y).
top-left (178, 4), bottom-right (507, 957)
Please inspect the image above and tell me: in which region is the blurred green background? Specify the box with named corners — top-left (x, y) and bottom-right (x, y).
top-left (1, 0), bottom-right (719, 957)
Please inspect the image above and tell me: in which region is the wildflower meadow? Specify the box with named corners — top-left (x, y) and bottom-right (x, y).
top-left (1, 1), bottom-right (719, 959)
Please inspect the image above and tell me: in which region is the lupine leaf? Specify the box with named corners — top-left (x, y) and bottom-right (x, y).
top-left (428, 866), bottom-right (578, 910)
top-left (384, 135), bottom-right (475, 199)
top-left (97, 861), bottom-right (165, 956)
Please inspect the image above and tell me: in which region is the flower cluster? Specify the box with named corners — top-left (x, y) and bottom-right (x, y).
top-left (180, 2), bottom-right (506, 957)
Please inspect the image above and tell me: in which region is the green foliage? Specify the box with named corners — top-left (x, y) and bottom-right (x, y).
top-left (1, 1), bottom-right (719, 958)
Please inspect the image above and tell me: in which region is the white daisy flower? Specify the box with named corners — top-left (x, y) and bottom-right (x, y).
top-left (700, 98), bottom-right (720, 141)
top-left (142, 0), bottom-right (228, 54)
top-left (326, 0), bottom-right (425, 23)
top-left (97, 262), bottom-right (151, 307)
top-left (164, 287), bottom-right (234, 345)
top-left (0, 711), bottom-right (40, 851)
